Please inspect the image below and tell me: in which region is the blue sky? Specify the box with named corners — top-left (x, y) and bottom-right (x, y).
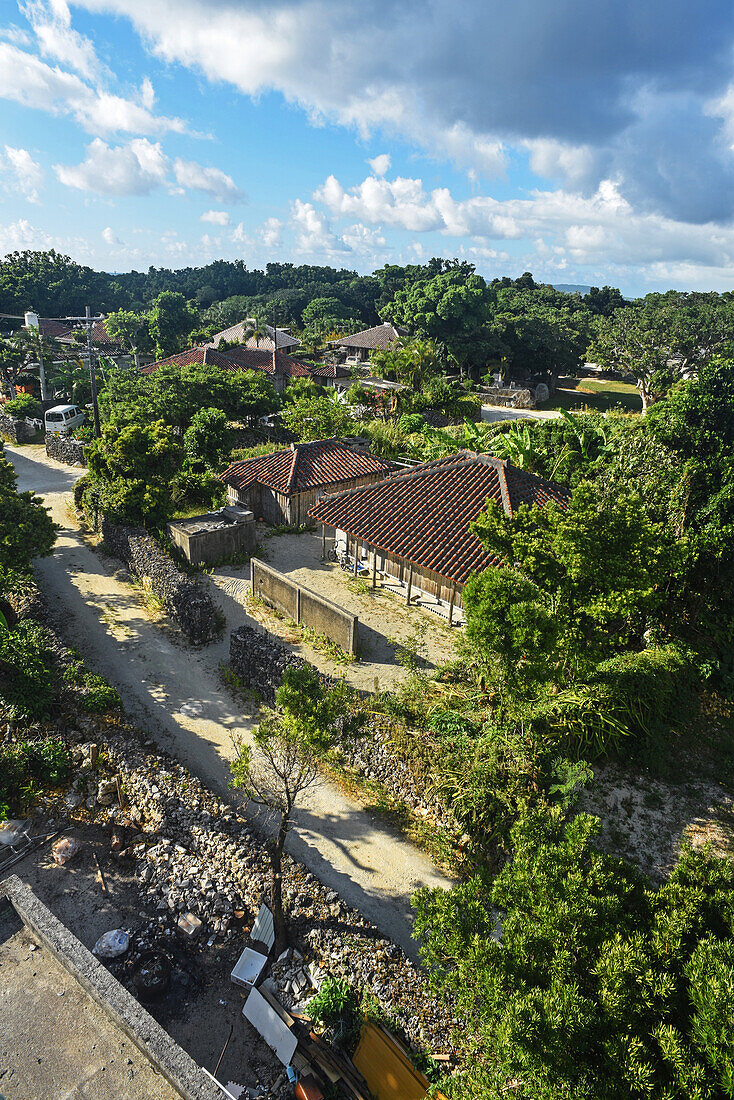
top-left (1, 0), bottom-right (734, 295)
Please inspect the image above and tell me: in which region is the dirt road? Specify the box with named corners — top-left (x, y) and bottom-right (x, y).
top-left (7, 443), bottom-right (452, 957)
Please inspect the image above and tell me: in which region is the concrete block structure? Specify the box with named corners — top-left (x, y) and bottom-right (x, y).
top-left (167, 507), bottom-right (256, 566)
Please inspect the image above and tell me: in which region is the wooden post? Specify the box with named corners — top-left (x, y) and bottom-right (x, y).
top-left (372, 548), bottom-right (377, 589)
top-left (322, 524), bottom-right (326, 559)
top-left (406, 564), bottom-right (413, 605)
top-left (353, 541), bottom-right (359, 576)
top-left (448, 582), bottom-right (457, 626)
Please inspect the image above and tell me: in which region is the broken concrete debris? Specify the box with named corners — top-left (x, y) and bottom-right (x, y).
top-left (29, 711), bottom-right (456, 1096)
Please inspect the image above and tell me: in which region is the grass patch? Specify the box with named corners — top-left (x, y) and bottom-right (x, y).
top-left (246, 593), bottom-right (357, 664)
top-left (539, 376), bottom-right (642, 413)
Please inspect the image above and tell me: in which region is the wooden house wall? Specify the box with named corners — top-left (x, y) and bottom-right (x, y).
top-left (343, 537), bottom-right (465, 607)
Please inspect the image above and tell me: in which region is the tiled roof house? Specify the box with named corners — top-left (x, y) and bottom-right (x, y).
top-left (309, 452), bottom-right (570, 617)
top-left (221, 438), bottom-right (394, 526)
top-left (209, 321), bottom-right (300, 354)
top-left (140, 344), bottom-right (311, 391)
top-left (335, 322), bottom-right (408, 361)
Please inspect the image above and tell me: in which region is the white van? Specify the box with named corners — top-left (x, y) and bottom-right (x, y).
top-left (45, 404), bottom-right (86, 435)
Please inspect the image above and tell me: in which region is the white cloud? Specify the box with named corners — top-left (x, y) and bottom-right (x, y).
top-left (173, 159), bottom-right (245, 203)
top-left (0, 41), bottom-right (188, 136)
top-left (55, 137), bottom-right (169, 194)
top-left (260, 216), bottom-right (282, 249)
top-left (311, 166), bottom-right (734, 286)
top-left (102, 225), bottom-right (121, 244)
top-left (21, 0), bottom-right (105, 79)
top-left (1, 146), bottom-right (43, 202)
top-left (54, 139), bottom-right (245, 202)
top-left (291, 200), bottom-right (351, 256)
top-left (368, 153), bottom-right (391, 177)
top-left (200, 209), bottom-right (230, 225)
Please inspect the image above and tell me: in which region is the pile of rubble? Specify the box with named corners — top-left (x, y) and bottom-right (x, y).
top-left (58, 717), bottom-right (456, 1057)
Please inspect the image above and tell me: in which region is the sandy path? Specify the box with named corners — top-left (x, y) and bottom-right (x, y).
top-left (7, 444), bottom-right (452, 956)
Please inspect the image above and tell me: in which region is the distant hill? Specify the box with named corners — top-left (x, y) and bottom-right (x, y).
top-left (553, 283), bottom-right (592, 295)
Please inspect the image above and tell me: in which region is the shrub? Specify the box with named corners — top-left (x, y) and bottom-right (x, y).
top-left (0, 738), bottom-right (71, 816)
top-left (0, 620), bottom-right (55, 718)
top-left (398, 413), bottom-right (424, 434)
top-left (4, 392), bottom-right (41, 419)
top-left (79, 674), bottom-right (122, 712)
top-left (534, 645), bottom-right (696, 759)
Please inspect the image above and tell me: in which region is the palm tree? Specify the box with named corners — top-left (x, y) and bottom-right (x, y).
top-left (243, 319), bottom-right (268, 347)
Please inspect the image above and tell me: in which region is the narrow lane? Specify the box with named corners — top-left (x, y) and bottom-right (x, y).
top-left (6, 443), bottom-right (452, 956)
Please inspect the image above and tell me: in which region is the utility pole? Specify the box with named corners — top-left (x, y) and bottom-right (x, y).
top-left (85, 305), bottom-right (101, 438)
top-left (272, 306), bottom-right (278, 374)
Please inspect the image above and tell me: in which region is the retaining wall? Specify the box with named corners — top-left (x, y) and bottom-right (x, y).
top-left (0, 412), bottom-right (36, 444)
top-left (101, 518), bottom-right (219, 645)
top-left (251, 557), bottom-right (357, 654)
top-left (45, 432), bottom-right (88, 466)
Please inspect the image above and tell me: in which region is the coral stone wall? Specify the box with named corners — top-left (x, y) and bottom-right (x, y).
top-left (101, 518), bottom-right (218, 645)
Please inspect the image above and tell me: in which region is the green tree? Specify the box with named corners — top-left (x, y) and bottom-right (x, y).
top-left (590, 298), bottom-right (683, 410)
top-left (281, 392), bottom-right (354, 441)
top-left (148, 291), bottom-right (198, 358)
top-left (230, 666), bottom-right (355, 952)
top-left (86, 421), bottom-right (182, 528)
top-left (183, 407), bottom-right (229, 467)
top-left (466, 482), bottom-right (674, 683)
top-left (105, 309), bottom-right (149, 368)
top-left (414, 809), bottom-right (734, 1100)
top-left (100, 364), bottom-right (279, 433)
top-left (0, 444), bottom-right (56, 572)
top-left (381, 267), bottom-right (499, 377)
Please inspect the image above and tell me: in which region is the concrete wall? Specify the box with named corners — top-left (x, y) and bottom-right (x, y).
top-left (251, 557), bottom-right (358, 654)
top-left (251, 557), bottom-right (299, 619)
top-left (298, 584), bottom-right (356, 653)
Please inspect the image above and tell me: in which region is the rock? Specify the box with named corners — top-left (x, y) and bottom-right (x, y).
top-left (97, 779), bottom-right (119, 806)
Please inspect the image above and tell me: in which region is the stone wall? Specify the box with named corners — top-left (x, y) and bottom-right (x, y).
top-left (45, 432), bottom-right (88, 466)
top-left (251, 558), bottom-right (358, 654)
top-left (101, 518), bottom-right (219, 645)
top-left (479, 385), bottom-right (534, 409)
top-left (0, 412), bottom-right (36, 444)
top-left (229, 623), bottom-right (309, 705)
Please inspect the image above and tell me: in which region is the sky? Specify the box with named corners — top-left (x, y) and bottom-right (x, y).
top-left (1, 1), bottom-right (734, 296)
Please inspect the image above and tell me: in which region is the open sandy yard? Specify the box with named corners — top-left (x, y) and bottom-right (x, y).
top-left (210, 529), bottom-right (460, 693)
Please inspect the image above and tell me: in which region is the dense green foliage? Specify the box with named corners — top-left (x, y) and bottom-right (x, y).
top-left (99, 363), bottom-right (279, 432)
top-left (414, 811), bottom-right (734, 1100)
top-left (0, 444), bottom-right (56, 573)
top-left (3, 391), bottom-right (41, 418)
top-left (0, 737), bottom-right (71, 819)
top-left (86, 420), bottom-right (182, 527)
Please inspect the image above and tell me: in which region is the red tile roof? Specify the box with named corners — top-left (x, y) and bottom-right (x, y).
top-left (336, 322), bottom-right (408, 350)
top-left (310, 363), bottom-right (352, 378)
top-left (221, 438), bottom-right (394, 495)
top-left (140, 344), bottom-right (311, 379)
top-left (31, 318), bottom-right (73, 340)
top-left (308, 452), bottom-right (570, 586)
